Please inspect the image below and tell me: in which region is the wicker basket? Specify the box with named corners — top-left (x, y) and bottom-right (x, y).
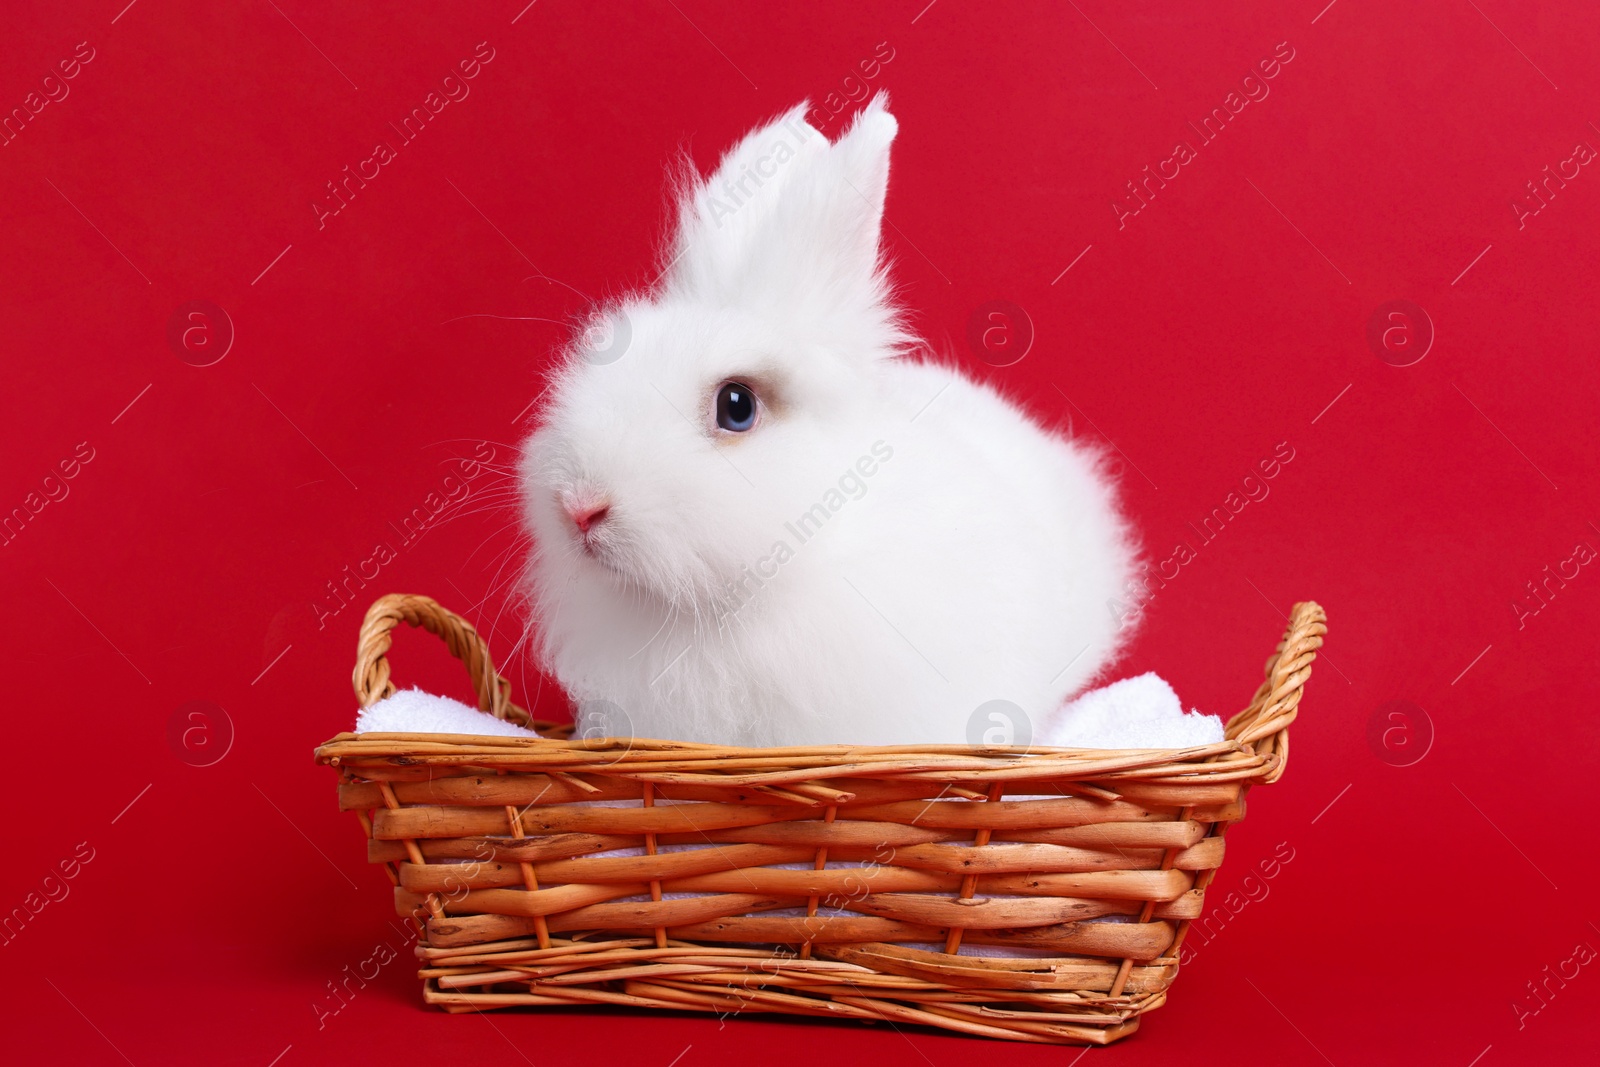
top-left (317, 593), bottom-right (1325, 1045)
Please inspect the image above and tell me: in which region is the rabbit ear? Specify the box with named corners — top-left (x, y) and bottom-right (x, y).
top-left (664, 95), bottom-right (903, 343)
top-left (817, 92), bottom-right (898, 272)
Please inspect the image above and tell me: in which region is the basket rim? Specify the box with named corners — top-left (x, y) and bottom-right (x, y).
top-left (319, 593), bottom-right (1325, 787)
top-left (314, 733), bottom-right (1270, 777)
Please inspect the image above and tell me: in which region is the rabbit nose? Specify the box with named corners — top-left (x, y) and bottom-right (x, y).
top-left (566, 500), bottom-right (610, 534)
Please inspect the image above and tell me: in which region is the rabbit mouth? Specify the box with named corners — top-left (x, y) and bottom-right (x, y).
top-left (575, 529), bottom-right (647, 589)
top-left (571, 529), bottom-right (725, 610)
top-left (578, 529), bottom-right (618, 567)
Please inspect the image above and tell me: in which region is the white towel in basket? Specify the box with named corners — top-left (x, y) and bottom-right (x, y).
top-left (355, 672), bottom-right (1223, 748)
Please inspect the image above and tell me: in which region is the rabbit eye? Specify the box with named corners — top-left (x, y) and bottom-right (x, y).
top-left (715, 381), bottom-right (757, 432)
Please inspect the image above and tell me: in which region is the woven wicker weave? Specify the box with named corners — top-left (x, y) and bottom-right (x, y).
top-left (317, 593), bottom-right (1324, 1045)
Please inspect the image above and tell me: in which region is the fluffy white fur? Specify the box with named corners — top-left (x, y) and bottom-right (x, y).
top-left (516, 95), bottom-right (1139, 747)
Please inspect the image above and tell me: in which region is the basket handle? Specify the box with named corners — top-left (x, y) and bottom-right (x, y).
top-left (351, 593), bottom-right (534, 728)
top-left (1223, 600), bottom-right (1326, 783)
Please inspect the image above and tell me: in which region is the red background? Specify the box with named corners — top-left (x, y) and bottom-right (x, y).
top-left (3, 2), bottom-right (1597, 1063)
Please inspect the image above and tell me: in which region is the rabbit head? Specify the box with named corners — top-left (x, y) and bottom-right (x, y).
top-left (520, 96), bottom-right (911, 622)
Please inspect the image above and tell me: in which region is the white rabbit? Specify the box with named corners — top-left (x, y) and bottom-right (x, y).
top-left (517, 95), bottom-right (1139, 747)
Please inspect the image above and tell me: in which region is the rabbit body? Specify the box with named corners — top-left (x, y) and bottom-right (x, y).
top-left (518, 97), bottom-right (1138, 747)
